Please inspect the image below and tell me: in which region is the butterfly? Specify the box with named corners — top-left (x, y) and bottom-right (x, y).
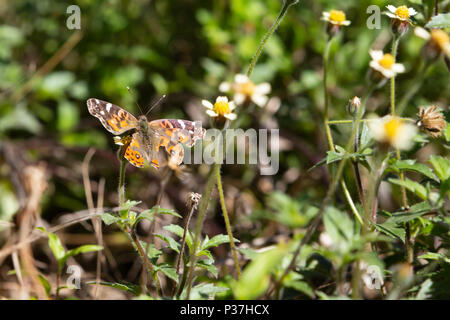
top-left (87, 98), bottom-right (205, 168)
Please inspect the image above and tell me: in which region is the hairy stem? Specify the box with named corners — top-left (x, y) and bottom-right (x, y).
top-left (216, 167), bottom-right (241, 279)
top-left (247, 0), bottom-right (298, 77)
top-left (186, 163), bottom-right (220, 299)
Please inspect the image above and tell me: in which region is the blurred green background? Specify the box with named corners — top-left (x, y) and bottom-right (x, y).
top-left (0, 0), bottom-right (448, 250)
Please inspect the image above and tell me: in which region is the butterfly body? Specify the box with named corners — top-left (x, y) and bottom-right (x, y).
top-left (87, 98), bottom-right (205, 168)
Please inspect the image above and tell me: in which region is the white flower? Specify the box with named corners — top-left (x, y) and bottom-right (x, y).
top-left (369, 50), bottom-right (405, 78)
top-left (321, 10), bottom-right (351, 26)
top-left (368, 115), bottom-right (418, 150)
top-left (414, 27), bottom-right (450, 57)
top-left (385, 5), bottom-right (417, 22)
top-left (202, 96), bottom-right (237, 120)
top-left (219, 74), bottom-right (271, 107)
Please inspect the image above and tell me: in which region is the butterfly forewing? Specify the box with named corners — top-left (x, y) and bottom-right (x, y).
top-left (87, 98), bottom-right (138, 135)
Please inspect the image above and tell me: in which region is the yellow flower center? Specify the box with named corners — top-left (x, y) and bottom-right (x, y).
top-left (329, 10), bottom-right (346, 23)
top-left (384, 117), bottom-right (402, 141)
top-left (430, 29), bottom-right (449, 52)
top-left (379, 53), bottom-right (395, 70)
top-left (236, 81), bottom-right (255, 96)
top-left (395, 6), bottom-right (410, 20)
top-left (213, 101), bottom-right (230, 116)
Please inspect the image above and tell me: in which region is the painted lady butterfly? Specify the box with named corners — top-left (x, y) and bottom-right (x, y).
top-left (87, 98), bottom-right (205, 168)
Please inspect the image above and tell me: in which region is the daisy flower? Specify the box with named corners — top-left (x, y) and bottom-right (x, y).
top-left (385, 5), bottom-right (417, 22)
top-left (202, 96), bottom-right (237, 121)
top-left (219, 74), bottom-right (271, 107)
top-left (415, 27), bottom-right (450, 57)
top-left (369, 50), bottom-right (405, 79)
top-left (321, 10), bottom-right (351, 26)
top-left (368, 115), bottom-right (417, 150)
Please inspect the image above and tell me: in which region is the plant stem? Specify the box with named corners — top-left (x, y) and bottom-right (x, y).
top-left (247, 0), bottom-right (298, 77)
top-left (174, 203), bottom-right (195, 297)
top-left (271, 88), bottom-right (371, 299)
top-left (322, 36), bottom-right (363, 225)
top-left (216, 167), bottom-right (241, 279)
top-left (390, 36), bottom-right (399, 116)
top-left (185, 163), bottom-right (220, 299)
top-left (118, 158), bottom-right (127, 214)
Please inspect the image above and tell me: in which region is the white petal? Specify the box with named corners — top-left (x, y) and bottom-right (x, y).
top-left (381, 69), bottom-right (395, 78)
top-left (228, 101), bottom-right (236, 111)
top-left (322, 12), bottom-right (330, 18)
top-left (235, 74), bottom-right (249, 84)
top-left (216, 96), bottom-right (228, 103)
top-left (255, 83), bottom-right (271, 95)
top-left (408, 8), bottom-right (417, 16)
top-left (368, 117), bottom-right (386, 142)
top-left (251, 94), bottom-right (268, 107)
top-left (206, 110), bottom-right (218, 117)
top-left (202, 99), bottom-right (214, 109)
top-left (392, 63), bottom-right (405, 73)
top-left (219, 82), bottom-right (231, 92)
top-left (384, 12), bottom-right (396, 19)
top-left (369, 50), bottom-right (383, 61)
top-left (224, 113), bottom-right (237, 120)
top-left (414, 27), bottom-right (430, 40)
top-left (234, 93), bottom-right (246, 105)
top-left (341, 20), bottom-right (351, 26)
top-left (369, 60), bottom-right (382, 72)
top-left (386, 5), bottom-right (397, 13)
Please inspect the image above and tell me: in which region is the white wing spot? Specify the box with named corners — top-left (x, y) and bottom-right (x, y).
top-left (106, 103), bottom-right (112, 112)
top-left (178, 120), bottom-right (186, 129)
top-left (100, 111), bottom-right (105, 115)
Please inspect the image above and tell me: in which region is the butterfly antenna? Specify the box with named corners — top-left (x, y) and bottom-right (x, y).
top-left (127, 86), bottom-right (144, 115)
top-left (145, 95), bottom-right (166, 117)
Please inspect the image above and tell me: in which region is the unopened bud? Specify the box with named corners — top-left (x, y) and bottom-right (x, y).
top-left (186, 192), bottom-right (201, 210)
top-left (346, 96), bottom-right (362, 116)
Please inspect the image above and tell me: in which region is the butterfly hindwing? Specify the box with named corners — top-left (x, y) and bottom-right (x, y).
top-left (87, 98), bottom-right (138, 135)
top-left (124, 133), bottom-right (146, 168)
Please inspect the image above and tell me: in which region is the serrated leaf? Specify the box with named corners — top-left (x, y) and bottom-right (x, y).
top-left (101, 213), bottom-right (121, 225)
top-left (425, 13), bottom-right (450, 29)
top-left (154, 233), bottom-right (180, 253)
top-left (388, 178), bottom-right (427, 200)
top-left (163, 224), bottom-right (193, 252)
top-left (202, 234), bottom-right (239, 250)
top-left (154, 263), bottom-right (178, 282)
top-left (196, 249), bottom-right (213, 260)
top-left (388, 201), bottom-right (432, 223)
top-left (392, 159), bottom-right (438, 181)
top-left (196, 260), bottom-right (218, 278)
top-left (375, 221), bottom-right (405, 242)
top-left (429, 155), bottom-right (450, 181)
top-left (140, 242), bottom-right (162, 262)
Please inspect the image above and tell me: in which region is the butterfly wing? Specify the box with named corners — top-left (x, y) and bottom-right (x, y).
top-left (124, 133), bottom-right (146, 168)
top-left (87, 98), bottom-right (138, 135)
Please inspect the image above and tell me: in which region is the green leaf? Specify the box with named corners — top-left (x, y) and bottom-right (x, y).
top-left (388, 201), bottom-right (432, 224)
top-left (140, 242), bottom-right (162, 262)
top-left (163, 224), bottom-right (193, 252)
top-left (101, 213), bottom-right (121, 225)
top-left (87, 281), bottom-right (141, 295)
top-left (418, 252), bottom-right (450, 263)
top-left (196, 249), bottom-right (213, 261)
top-left (154, 264), bottom-right (179, 282)
top-left (202, 234), bottom-right (239, 250)
top-left (284, 280), bottom-right (314, 298)
top-left (180, 283), bottom-right (229, 300)
top-left (416, 279), bottom-right (433, 300)
top-left (429, 155), bottom-right (450, 181)
top-left (196, 260), bottom-right (218, 278)
top-left (154, 234), bottom-right (180, 253)
top-left (323, 207), bottom-right (354, 250)
top-left (233, 243), bottom-right (287, 299)
top-left (375, 221), bottom-right (406, 242)
top-left (392, 159), bottom-right (438, 181)
top-left (388, 178), bottom-right (427, 200)
top-left (425, 13), bottom-right (450, 29)
top-left (37, 227), bottom-right (65, 262)
top-left (136, 207), bottom-right (181, 225)
top-left (38, 275), bottom-right (52, 297)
